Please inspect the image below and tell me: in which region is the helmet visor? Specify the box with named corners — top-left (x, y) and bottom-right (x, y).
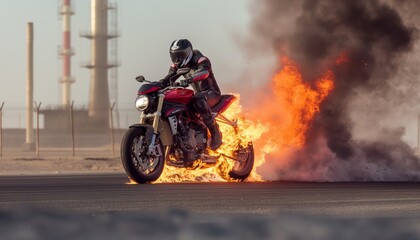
top-left (170, 49), bottom-right (189, 66)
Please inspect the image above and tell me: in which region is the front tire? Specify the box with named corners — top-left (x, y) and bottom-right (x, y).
top-left (121, 127), bottom-right (165, 184)
top-left (228, 142), bottom-right (254, 180)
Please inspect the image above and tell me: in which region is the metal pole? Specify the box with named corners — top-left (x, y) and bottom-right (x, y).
top-left (34, 101), bottom-right (41, 157)
top-left (70, 101), bottom-right (75, 157)
top-left (418, 114), bottom-right (420, 156)
top-left (26, 22), bottom-right (34, 147)
top-left (110, 102), bottom-right (116, 157)
top-left (0, 102), bottom-right (4, 158)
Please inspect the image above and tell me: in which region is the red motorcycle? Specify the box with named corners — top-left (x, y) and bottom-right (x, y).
top-left (121, 68), bottom-right (254, 183)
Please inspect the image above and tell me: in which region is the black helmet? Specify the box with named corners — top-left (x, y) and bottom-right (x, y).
top-left (169, 39), bottom-right (193, 67)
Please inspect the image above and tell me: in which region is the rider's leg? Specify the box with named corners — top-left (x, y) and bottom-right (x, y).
top-left (193, 92), bottom-right (222, 150)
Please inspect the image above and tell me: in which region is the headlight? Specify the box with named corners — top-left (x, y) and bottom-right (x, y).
top-left (135, 95), bottom-right (149, 111)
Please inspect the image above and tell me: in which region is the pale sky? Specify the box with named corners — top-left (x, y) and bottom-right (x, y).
top-left (1, 1), bottom-right (419, 149)
top-left (0, 0), bottom-right (253, 127)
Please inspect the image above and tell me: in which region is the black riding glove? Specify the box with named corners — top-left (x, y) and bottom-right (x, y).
top-left (180, 77), bottom-right (192, 87)
top-left (180, 79), bottom-right (189, 87)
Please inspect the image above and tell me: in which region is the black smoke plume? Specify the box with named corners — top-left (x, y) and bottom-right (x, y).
top-left (247, 0), bottom-right (420, 181)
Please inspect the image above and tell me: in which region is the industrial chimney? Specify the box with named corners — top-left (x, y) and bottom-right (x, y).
top-left (40, 0), bottom-right (118, 135)
top-left (25, 22), bottom-right (34, 150)
top-left (82, 0), bottom-right (117, 128)
top-left (60, 0), bottom-right (75, 108)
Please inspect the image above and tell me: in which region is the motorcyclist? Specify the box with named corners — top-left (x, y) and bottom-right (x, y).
top-left (159, 39), bottom-right (223, 150)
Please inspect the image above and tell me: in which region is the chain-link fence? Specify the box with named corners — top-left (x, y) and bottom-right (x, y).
top-left (0, 102), bottom-right (139, 158)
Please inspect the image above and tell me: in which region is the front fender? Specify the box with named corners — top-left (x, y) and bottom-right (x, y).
top-left (129, 120), bottom-right (173, 146)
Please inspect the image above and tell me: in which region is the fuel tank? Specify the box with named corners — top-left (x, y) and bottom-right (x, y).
top-left (164, 88), bottom-right (194, 105)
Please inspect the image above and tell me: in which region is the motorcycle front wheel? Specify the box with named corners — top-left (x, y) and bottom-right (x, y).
top-left (228, 142), bottom-right (254, 180)
top-left (121, 127), bottom-right (165, 184)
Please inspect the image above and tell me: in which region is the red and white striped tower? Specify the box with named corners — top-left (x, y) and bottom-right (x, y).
top-left (60, 0), bottom-right (75, 108)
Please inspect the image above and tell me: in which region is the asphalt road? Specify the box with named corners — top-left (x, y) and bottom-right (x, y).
top-left (1, 174), bottom-right (420, 217)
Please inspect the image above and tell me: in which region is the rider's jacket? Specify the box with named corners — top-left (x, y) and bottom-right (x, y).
top-left (161, 50), bottom-right (221, 95)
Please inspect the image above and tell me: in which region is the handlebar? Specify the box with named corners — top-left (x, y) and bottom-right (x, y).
top-left (136, 67), bottom-right (192, 89)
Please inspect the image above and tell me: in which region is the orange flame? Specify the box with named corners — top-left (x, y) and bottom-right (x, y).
top-left (247, 57), bottom-right (335, 173)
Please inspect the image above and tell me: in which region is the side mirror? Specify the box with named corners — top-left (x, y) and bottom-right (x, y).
top-left (176, 68), bottom-right (190, 75)
top-left (135, 76), bottom-right (145, 82)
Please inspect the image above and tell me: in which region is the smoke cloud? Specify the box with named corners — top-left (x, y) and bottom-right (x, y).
top-left (246, 0), bottom-right (420, 181)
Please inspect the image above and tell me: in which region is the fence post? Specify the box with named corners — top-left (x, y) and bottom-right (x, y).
top-left (110, 102), bottom-right (116, 157)
top-left (418, 114), bottom-right (420, 156)
top-left (0, 102), bottom-right (4, 158)
top-left (34, 101), bottom-right (41, 157)
top-left (70, 101), bottom-right (75, 157)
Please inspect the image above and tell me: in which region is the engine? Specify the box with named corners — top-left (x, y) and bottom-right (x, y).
top-left (185, 128), bottom-right (207, 150)
top-left (169, 117), bottom-right (208, 167)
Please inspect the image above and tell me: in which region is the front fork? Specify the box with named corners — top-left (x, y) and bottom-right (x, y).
top-left (139, 93), bottom-right (165, 155)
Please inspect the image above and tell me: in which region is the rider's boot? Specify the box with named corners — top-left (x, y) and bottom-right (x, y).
top-left (206, 119), bottom-right (223, 150)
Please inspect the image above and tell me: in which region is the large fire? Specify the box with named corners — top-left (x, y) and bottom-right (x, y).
top-left (128, 56), bottom-right (336, 184)
top-left (154, 96), bottom-right (268, 183)
top-left (246, 57), bottom-right (335, 175)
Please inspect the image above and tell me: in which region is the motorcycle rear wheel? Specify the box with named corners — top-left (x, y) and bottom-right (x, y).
top-left (121, 127), bottom-right (165, 184)
top-left (228, 142), bottom-right (254, 180)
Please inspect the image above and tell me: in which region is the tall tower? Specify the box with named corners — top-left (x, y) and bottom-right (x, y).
top-left (109, 3), bottom-right (120, 128)
top-left (82, 0), bottom-right (117, 127)
top-left (60, 0), bottom-right (75, 108)
top-left (25, 22), bottom-right (34, 149)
